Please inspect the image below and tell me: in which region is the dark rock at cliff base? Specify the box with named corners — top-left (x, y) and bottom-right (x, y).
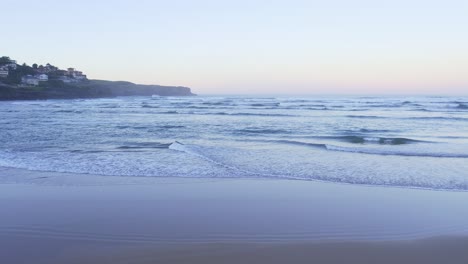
top-left (0, 80), bottom-right (195, 100)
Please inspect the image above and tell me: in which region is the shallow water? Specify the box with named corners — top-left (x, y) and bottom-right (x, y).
top-left (0, 95), bottom-right (467, 190)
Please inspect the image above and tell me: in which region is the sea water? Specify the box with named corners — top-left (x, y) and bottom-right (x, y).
top-left (0, 95), bottom-right (467, 190)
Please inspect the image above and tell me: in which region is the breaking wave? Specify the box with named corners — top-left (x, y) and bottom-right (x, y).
top-left (455, 103), bottom-right (468, 110)
top-left (346, 115), bottom-right (386, 119)
top-left (331, 136), bottom-right (422, 145)
top-left (234, 128), bottom-right (291, 135)
top-left (266, 140), bottom-right (468, 158)
top-left (406, 116), bottom-right (468, 121)
top-left (341, 129), bottom-right (395, 133)
top-left (323, 144), bottom-right (468, 158)
top-left (207, 112), bottom-right (295, 117)
top-left (168, 142), bottom-right (261, 176)
top-left (116, 142), bottom-right (172, 150)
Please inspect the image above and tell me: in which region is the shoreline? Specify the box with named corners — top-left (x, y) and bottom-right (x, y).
top-left (1, 166), bottom-right (467, 193)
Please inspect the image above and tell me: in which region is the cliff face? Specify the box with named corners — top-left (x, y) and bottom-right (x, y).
top-left (0, 80), bottom-right (195, 100)
top-left (81, 80), bottom-right (195, 97)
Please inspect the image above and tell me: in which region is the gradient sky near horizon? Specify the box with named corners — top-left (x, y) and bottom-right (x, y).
top-left (3, 0), bottom-right (468, 95)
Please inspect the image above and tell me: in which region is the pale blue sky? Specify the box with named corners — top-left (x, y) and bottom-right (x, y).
top-left (3, 0), bottom-right (468, 94)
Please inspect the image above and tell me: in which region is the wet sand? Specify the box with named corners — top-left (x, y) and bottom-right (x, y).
top-left (1, 167), bottom-right (468, 263)
top-left (55, 238), bottom-right (468, 264)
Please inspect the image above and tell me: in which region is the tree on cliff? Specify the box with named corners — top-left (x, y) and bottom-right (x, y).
top-left (0, 56), bottom-right (11, 65)
top-left (3, 64), bottom-right (35, 85)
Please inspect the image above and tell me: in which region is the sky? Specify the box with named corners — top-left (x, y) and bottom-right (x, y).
top-left (3, 0), bottom-right (468, 95)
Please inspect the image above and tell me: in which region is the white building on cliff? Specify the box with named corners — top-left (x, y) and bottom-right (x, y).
top-left (0, 68), bottom-right (8, 78)
top-left (36, 74), bottom-right (48, 81)
top-left (21, 75), bottom-right (39, 86)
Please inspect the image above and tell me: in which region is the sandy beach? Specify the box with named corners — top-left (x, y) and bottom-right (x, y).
top-left (1, 167), bottom-right (468, 263)
top-left (3, 0), bottom-right (468, 262)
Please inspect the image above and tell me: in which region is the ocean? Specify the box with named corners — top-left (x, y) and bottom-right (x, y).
top-left (1, 95), bottom-right (467, 190)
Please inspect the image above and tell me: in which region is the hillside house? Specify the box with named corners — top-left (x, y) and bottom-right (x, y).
top-left (74, 71), bottom-right (87, 80)
top-left (21, 75), bottom-right (39, 86)
top-left (0, 68), bottom-right (8, 78)
top-left (6, 62), bottom-right (17, 70)
top-left (58, 76), bottom-right (73, 83)
top-left (55, 70), bottom-right (67, 76)
top-left (67, 68), bottom-right (75, 75)
top-left (36, 74), bottom-right (48, 81)
top-left (66, 68), bottom-right (87, 80)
